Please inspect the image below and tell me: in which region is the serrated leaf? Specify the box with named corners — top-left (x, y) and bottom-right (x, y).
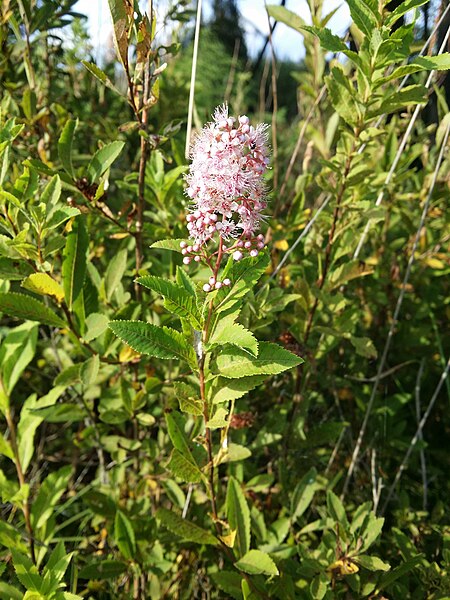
top-left (207, 406), bottom-right (228, 429)
top-left (114, 510), bottom-right (136, 560)
top-left (166, 449), bottom-right (203, 483)
top-left (87, 141), bottom-right (125, 184)
top-left (165, 411), bottom-right (193, 457)
top-left (235, 549), bottom-right (279, 576)
top-left (0, 432), bottom-right (14, 460)
top-left (226, 476), bottom-right (250, 557)
top-left (0, 292), bottom-right (65, 327)
top-left (11, 550), bottom-right (42, 592)
top-left (209, 315), bottom-right (258, 356)
top-left (58, 119), bottom-right (77, 178)
top-left (22, 273), bottom-right (64, 302)
top-left (215, 252), bottom-right (270, 314)
top-left (346, 0), bottom-right (379, 36)
top-left (325, 67), bottom-right (363, 126)
top-left (150, 238), bottom-right (188, 252)
top-left (211, 375), bottom-right (266, 404)
top-left (385, 0), bottom-right (428, 27)
top-left (31, 465), bottom-right (72, 530)
top-left (156, 507), bottom-right (217, 545)
top-left (109, 320), bottom-right (196, 366)
top-left (372, 85), bottom-right (427, 117)
top-left (354, 555), bottom-right (390, 572)
top-left (174, 381), bottom-right (202, 416)
top-left (212, 571), bottom-right (243, 600)
top-left (62, 217), bottom-right (89, 310)
top-left (216, 342), bottom-right (303, 379)
top-left (136, 275), bottom-right (202, 329)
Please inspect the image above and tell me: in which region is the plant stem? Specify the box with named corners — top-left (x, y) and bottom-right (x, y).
top-left (5, 408), bottom-right (36, 564)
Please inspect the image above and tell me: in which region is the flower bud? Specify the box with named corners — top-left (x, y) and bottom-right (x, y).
top-left (233, 250), bottom-right (243, 261)
top-left (203, 283), bottom-right (211, 292)
top-left (183, 257), bottom-right (191, 264)
top-left (223, 278), bottom-right (231, 286)
top-left (215, 281), bottom-right (222, 289)
top-left (250, 249), bottom-right (259, 257)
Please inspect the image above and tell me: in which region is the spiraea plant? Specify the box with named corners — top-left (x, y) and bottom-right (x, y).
top-left (109, 105), bottom-right (303, 585)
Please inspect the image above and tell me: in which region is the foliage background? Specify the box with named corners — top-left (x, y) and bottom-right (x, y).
top-left (0, 0), bottom-right (449, 598)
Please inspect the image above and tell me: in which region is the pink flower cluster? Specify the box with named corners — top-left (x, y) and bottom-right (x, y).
top-left (183, 105), bottom-right (269, 261)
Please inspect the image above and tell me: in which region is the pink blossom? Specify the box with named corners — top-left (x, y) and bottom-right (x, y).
top-left (184, 104), bottom-right (270, 251)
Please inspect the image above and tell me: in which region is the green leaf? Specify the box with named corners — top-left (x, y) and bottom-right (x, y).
top-left (136, 275), bottom-right (202, 329)
top-left (62, 217), bottom-right (89, 310)
top-left (385, 0), bottom-right (428, 27)
top-left (174, 381), bottom-right (202, 416)
top-left (166, 449), bottom-right (203, 483)
top-left (0, 582), bottom-right (23, 600)
top-left (378, 554), bottom-right (423, 589)
top-left (11, 550), bottom-right (42, 592)
top-left (216, 342), bottom-right (303, 379)
top-left (31, 403), bottom-right (85, 423)
top-left (380, 54), bottom-right (450, 84)
top-left (354, 555), bottom-right (390, 572)
top-left (291, 467), bottom-right (318, 520)
top-left (211, 375), bottom-right (266, 404)
top-left (150, 238), bottom-right (189, 252)
top-left (215, 252), bottom-right (270, 314)
top-left (361, 515), bottom-right (385, 551)
top-left (58, 119), bottom-right (78, 178)
top-left (105, 248), bottom-right (127, 301)
top-left (0, 292), bottom-right (65, 327)
top-left (114, 510), bottom-right (136, 560)
top-left (346, 0), bottom-right (380, 36)
top-left (0, 188), bottom-right (21, 206)
top-left (156, 507), bottom-right (218, 545)
top-left (17, 394), bottom-right (43, 474)
top-left (325, 67), bottom-right (363, 127)
top-left (87, 141), bottom-right (125, 184)
top-left (0, 433), bottom-right (14, 460)
top-left (84, 313), bottom-right (109, 342)
top-left (31, 465), bottom-right (72, 530)
top-left (303, 26), bottom-right (348, 53)
top-left (207, 406), bottom-right (228, 429)
top-left (0, 322), bottom-right (38, 400)
top-left (372, 85), bottom-right (427, 117)
top-left (41, 175), bottom-right (61, 212)
top-left (80, 354), bottom-right (99, 387)
top-left (235, 550), bottom-right (279, 577)
top-left (209, 315), bottom-right (258, 356)
top-left (327, 490), bottom-right (348, 527)
top-left (212, 571), bottom-right (244, 600)
top-left (81, 61), bottom-right (123, 95)
top-left (21, 273), bottom-right (64, 303)
top-left (109, 320), bottom-right (196, 367)
top-left (78, 560), bottom-right (127, 580)
top-left (165, 411), bottom-right (193, 457)
top-left (266, 5), bottom-right (306, 34)
top-left (226, 476), bottom-right (250, 557)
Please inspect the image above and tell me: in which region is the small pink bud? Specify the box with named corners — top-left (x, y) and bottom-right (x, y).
top-left (210, 214), bottom-right (218, 222)
top-left (223, 278), bottom-right (231, 286)
top-left (257, 241), bottom-right (265, 250)
top-left (194, 210), bottom-right (201, 218)
top-left (227, 118), bottom-right (234, 128)
top-left (194, 255), bottom-right (201, 262)
top-left (187, 245), bottom-right (192, 253)
top-left (239, 115), bottom-right (249, 125)
top-left (187, 214), bottom-right (194, 223)
top-left (215, 281), bottom-right (222, 289)
top-left (233, 251), bottom-right (243, 261)
top-left (187, 222), bottom-right (194, 230)
top-left (209, 276), bottom-right (216, 285)
top-left (257, 234), bottom-right (264, 241)
top-left (203, 283), bottom-right (211, 292)
top-left (237, 240), bottom-right (244, 248)
top-left (244, 241), bottom-right (252, 249)
top-left (193, 244), bottom-right (199, 252)
top-left (180, 241), bottom-right (187, 248)
top-left (183, 257), bottom-right (191, 265)
top-left (182, 248), bottom-right (188, 256)
top-left (250, 249), bottom-right (259, 257)
top-left (241, 124), bottom-right (250, 134)
top-left (218, 119), bottom-right (228, 129)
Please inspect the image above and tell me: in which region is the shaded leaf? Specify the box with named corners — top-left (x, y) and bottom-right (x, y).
top-left (156, 507), bottom-right (217, 545)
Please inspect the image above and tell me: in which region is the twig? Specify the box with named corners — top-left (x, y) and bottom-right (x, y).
top-left (380, 357), bottom-right (450, 515)
top-left (414, 358), bottom-right (428, 511)
top-left (185, 0), bottom-right (203, 159)
top-left (266, 6), bottom-right (279, 190)
top-left (341, 121), bottom-right (450, 499)
top-left (371, 449), bottom-right (382, 514)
